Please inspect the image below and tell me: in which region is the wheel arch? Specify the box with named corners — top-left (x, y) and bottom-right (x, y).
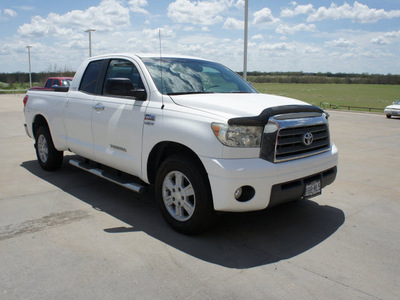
top-left (146, 141), bottom-right (208, 185)
top-left (32, 114), bottom-right (50, 138)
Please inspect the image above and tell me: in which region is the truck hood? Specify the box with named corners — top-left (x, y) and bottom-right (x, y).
top-left (169, 93), bottom-right (308, 120)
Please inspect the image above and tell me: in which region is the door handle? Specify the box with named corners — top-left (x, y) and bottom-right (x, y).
top-left (93, 103), bottom-right (105, 111)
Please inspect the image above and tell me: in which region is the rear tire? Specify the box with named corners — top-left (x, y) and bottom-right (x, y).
top-left (35, 126), bottom-right (63, 171)
top-left (155, 154), bottom-right (215, 235)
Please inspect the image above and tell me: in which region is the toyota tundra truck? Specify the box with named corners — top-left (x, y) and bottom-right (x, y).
top-left (23, 53), bottom-right (338, 234)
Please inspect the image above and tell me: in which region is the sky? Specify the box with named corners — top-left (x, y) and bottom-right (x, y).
top-left (1, 0), bottom-right (400, 74)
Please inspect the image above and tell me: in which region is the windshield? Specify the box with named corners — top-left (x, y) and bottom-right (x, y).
top-left (141, 57), bottom-right (257, 95)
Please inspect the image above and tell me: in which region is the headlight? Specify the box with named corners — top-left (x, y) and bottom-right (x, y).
top-left (211, 123), bottom-right (263, 147)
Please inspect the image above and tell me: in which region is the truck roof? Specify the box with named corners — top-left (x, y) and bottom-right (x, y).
top-left (87, 53), bottom-right (213, 62)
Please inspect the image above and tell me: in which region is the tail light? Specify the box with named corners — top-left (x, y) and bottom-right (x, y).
top-left (23, 95), bottom-right (28, 107)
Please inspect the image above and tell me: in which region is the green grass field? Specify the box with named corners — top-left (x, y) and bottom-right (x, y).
top-left (253, 83), bottom-right (400, 112)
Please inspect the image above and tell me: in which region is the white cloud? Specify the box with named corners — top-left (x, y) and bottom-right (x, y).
top-left (18, 15), bottom-right (63, 37)
top-left (281, 3), bottom-right (315, 18)
top-left (325, 38), bottom-right (355, 48)
top-left (2, 0), bottom-right (400, 74)
top-left (281, 1), bottom-right (400, 24)
top-left (276, 23), bottom-right (316, 35)
top-left (142, 26), bottom-right (175, 39)
top-left (302, 46), bottom-right (321, 54)
top-left (223, 17), bottom-right (243, 30)
top-left (235, 0), bottom-right (245, 9)
top-left (3, 9), bottom-right (17, 17)
top-left (371, 37), bottom-right (389, 45)
top-left (332, 48), bottom-right (391, 61)
top-left (308, 1), bottom-right (400, 23)
top-left (0, 40), bottom-right (44, 55)
top-left (18, 0), bottom-right (130, 37)
top-left (251, 34), bottom-right (263, 41)
top-left (177, 34), bottom-right (219, 46)
top-left (52, 0), bottom-right (129, 29)
top-left (183, 26), bottom-right (195, 31)
top-left (167, 0), bottom-right (229, 25)
top-left (371, 30), bottom-right (400, 45)
top-left (259, 42), bottom-right (292, 51)
top-left (64, 39), bottom-right (87, 50)
top-left (14, 6), bottom-right (34, 11)
top-left (253, 7), bottom-right (279, 24)
top-left (384, 29), bottom-right (400, 39)
top-left (129, 0), bottom-right (149, 14)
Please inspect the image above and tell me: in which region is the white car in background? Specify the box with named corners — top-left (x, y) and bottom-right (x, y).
top-left (384, 100), bottom-right (400, 118)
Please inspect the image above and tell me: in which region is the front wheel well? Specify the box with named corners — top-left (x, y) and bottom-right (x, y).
top-left (147, 142), bottom-right (207, 185)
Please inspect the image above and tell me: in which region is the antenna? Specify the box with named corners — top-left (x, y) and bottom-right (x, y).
top-left (159, 28), bottom-right (164, 109)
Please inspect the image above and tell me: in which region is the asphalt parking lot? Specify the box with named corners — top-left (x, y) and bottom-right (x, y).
top-left (1, 93), bottom-right (399, 299)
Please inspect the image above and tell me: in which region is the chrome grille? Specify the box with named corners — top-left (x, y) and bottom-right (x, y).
top-left (260, 113), bottom-right (331, 163)
top-left (276, 124), bottom-right (329, 161)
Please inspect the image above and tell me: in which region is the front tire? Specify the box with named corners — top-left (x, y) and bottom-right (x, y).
top-left (35, 126), bottom-right (63, 171)
top-left (386, 114), bottom-right (391, 118)
top-left (155, 154), bottom-right (215, 234)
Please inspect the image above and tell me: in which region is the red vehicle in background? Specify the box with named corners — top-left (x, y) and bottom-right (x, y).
top-left (30, 77), bottom-right (73, 91)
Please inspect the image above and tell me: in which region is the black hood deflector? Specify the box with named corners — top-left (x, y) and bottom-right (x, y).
top-left (228, 105), bottom-right (324, 126)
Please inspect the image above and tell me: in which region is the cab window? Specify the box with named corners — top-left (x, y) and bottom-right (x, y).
top-left (102, 59), bottom-right (145, 99)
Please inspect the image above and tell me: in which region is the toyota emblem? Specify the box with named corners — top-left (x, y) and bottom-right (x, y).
top-left (303, 132), bottom-right (313, 146)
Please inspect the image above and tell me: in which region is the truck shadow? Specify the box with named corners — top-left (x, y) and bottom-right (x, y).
top-left (21, 156), bottom-right (345, 269)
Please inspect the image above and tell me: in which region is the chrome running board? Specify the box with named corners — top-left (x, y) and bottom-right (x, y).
top-left (69, 158), bottom-right (146, 194)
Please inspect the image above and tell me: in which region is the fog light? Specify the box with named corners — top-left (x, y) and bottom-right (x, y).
top-left (234, 188), bottom-right (243, 200)
top-left (234, 186), bottom-right (255, 202)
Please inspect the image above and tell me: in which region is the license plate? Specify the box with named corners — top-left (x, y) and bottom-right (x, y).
top-left (304, 179), bottom-right (321, 198)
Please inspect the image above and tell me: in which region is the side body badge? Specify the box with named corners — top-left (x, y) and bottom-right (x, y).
top-left (144, 114), bottom-right (156, 125)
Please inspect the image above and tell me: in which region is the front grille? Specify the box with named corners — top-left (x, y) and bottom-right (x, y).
top-left (260, 113), bottom-right (331, 163)
top-left (276, 124), bottom-right (330, 161)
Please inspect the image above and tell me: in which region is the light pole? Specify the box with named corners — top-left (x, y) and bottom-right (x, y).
top-left (26, 45), bottom-right (32, 88)
top-left (85, 29), bottom-right (96, 57)
top-left (243, 0), bottom-right (248, 81)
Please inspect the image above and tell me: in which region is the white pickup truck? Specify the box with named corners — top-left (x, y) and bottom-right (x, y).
top-left (23, 53), bottom-right (338, 234)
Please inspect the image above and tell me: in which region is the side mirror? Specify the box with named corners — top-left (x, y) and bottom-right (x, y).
top-left (104, 78), bottom-right (133, 96)
top-left (104, 78), bottom-right (147, 100)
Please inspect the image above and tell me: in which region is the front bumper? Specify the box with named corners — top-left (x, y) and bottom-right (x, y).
top-left (385, 109), bottom-right (400, 116)
top-left (201, 144), bottom-right (338, 212)
top-left (269, 166), bottom-right (336, 207)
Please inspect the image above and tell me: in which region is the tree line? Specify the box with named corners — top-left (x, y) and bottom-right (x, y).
top-left (0, 71), bottom-right (75, 90)
top-left (239, 71), bottom-right (400, 85)
top-left (1, 70), bottom-right (400, 90)
top-left (0, 64), bottom-right (75, 90)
